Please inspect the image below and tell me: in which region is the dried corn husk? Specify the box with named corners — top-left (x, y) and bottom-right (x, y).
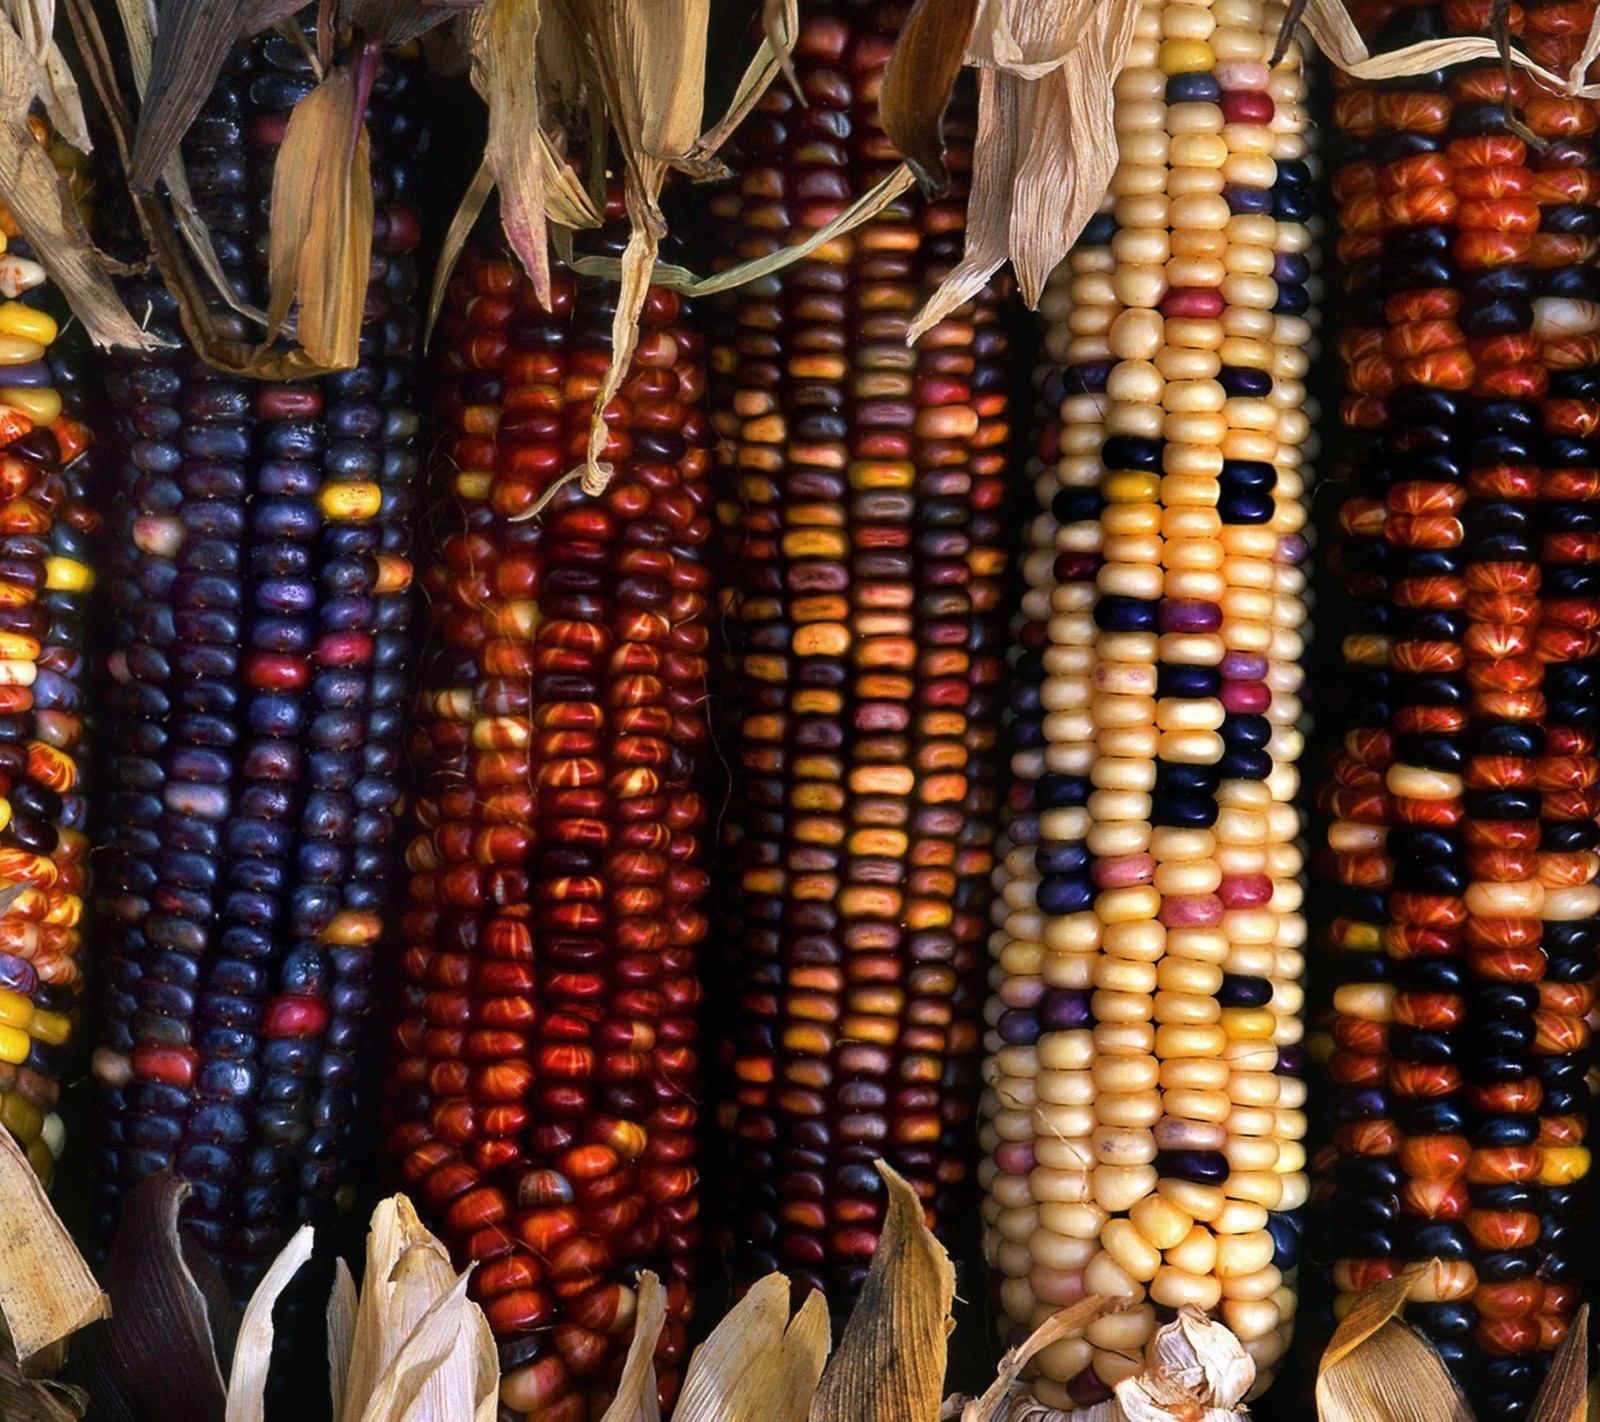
top-left (73, 1186), bottom-right (498, 1422)
top-left (263, 46), bottom-right (375, 368)
top-left (673, 1276), bottom-right (830, 1422)
top-left (71, 1173), bottom-right (234, 1422)
top-left (895, 0), bottom-right (1600, 338)
top-left (331, 1196), bottom-right (498, 1422)
top-left (0, 4), bottom-right (156, 348)
top-left (1318, 1264), bottom-right (1589, 1422)
top-left (995, 1307), bottom-right (1252, 1422)
top-left (0, 1130), bottom-right (105, 1364)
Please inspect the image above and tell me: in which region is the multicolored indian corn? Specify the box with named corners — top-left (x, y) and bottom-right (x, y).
top-left (981, 0), bottom-right (1315, 1406)
top-left (384, 231), bottom-right (711, 1422)
top-left (706, 0), bottom-right (1011, 1321)
top-left (0, 120), bottom-right (97, 1188)
top-left (90, 34), bottom-right (424, 1291)
top-left (1317, 1), bottom-right (1598, 1413)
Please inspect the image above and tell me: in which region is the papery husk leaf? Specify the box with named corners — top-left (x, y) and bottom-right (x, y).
top-left (1008, 0), bottom-right (1135, 306)
top-left (690, 0), bottom-right (797, 161)
top-left (674, 1274), bottom-right (830, 1422)
top-left (879, 0), bottom-right (979, 194)
top-left (0, 16), bottom-right (156, 349)
top-left (354, 1272), bottom-right (475, 1422)
top-left (533, 0), bottom-right (583, 121)
top-left (224, 1225), bottom-right (315, 1422)
top-left (808, 1162), bottom-right (954, 1422)
top-left (961, 1297), bottom-right (1119, 1422)
top-left (0, 1359), bottom-right (86, 1422)
top-left (265, 59), bottom-right (373, 368)
top-left (339, 0), bottom-right (482, 45)
top-left (1292, 1), bottom-right (1600, 98)
top-left (467, 1290), bottom-right (499, 1422)
top-left (964, 0), bottom-right (1103, 77)
top-left (474, 0), bottom-right (550, 305)
top-left (71, 1173), bottom-right (229, 1422)
top-left (1316, 1320), bottom-right (1472, 1422)
top-left (569, 163), bottom-right (916, 298)
top-left (1527, 1304), bottom-right (1587, 1422)
top-left (542, 133), bottom-right (600, 227)
top-left (131, 0), bottom-right (303, 189)
top-left (419, 11), bottom-right (473, 74)
top-left (180, 1230), bottom-right (240, 1377)
top-left (426, 158), bottom-right (493, 346)
top-left (1316, 1260), bottom-right (1472, 1422)
top-left (340, 1197), bottom-right (444, 1422)
top-left (0, 1127), bottom-right (106, 1361)
top-left (577, 0), bottom-right (709, 163)
top-left (112, 0), bottom-right (272, 329)
top-left (906, 66), bottom-right (1013, 342)
top-left (763, 0), bottom-right (798, 96)
top-left (577, 169), bottom-right (656, 501)
top-left (67, 0), bottom-right (357, 372)
top-left (1151, 1308), bottom-right (1253, 1409)
top-left (597, 1272), bottom-right (666, 1422)
top-left (376, 1242), bottom-right (468, 1421)
top-left (1, 0), bottom-right (89, 152)
top-left (326, 1260), bottom-right (357, 1422)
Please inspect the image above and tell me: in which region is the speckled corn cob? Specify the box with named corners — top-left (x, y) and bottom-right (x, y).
top-left (1316, 1), bottom-right (1598, 1413)
top-left (90, 33), bottom-right (424, 1292)
top-left (0, 120), bottom-right (96, 1188)
top-left (981, 0), bottom-right (1315, 1407)
top-left (385, 230), bottom-right (711, 1422)
top-left (707, 0), bottom-right (1012, 1322)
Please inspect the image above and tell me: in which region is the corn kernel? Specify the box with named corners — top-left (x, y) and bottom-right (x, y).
top-left (0, 302), bottom-right (54, 345)
top-left (44, 556), bottom-right (92, 592)
top-left (317, 481), bottom-right (383, 520)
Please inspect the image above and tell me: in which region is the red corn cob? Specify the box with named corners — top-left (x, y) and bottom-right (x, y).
top-left (386, 227), bottom-right (713, 1422)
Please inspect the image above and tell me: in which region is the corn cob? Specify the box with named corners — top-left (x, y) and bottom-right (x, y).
top-left (90, 33), bottom-right (424, 1291)
top-left (384, 228), bottom-right (711, 1422)
top-left (980, 0), bottom-right (1315, 1406)
top-left (1317, 2), bottom-right (1598, 1412)
top-left (0, 120), bottom-right (97, 1188)
top-left (706, 0), bottom-right (1011, 1320)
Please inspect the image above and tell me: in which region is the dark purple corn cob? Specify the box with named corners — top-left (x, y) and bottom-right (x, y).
top-left (90, 29), bottom-right (425, 1293)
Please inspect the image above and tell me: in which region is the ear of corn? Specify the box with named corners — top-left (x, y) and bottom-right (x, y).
top-left (384, 230), bottom-right (712, 1422)
top-left (981, 0), bottom-right (1315, 1406)
top-left (1317, 2), bottom-right (1596, 1413)
top-left (0, 120), bottom-right (98, 1189)
top-left (89, 34), bottom-right (425, 1293)
top-left (706, 0), bottom-right (1013, 1322)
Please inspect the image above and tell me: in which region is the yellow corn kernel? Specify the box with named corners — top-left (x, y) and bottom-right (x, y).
top-left (1103, 471), bottom-right (1161, 504)
top-left (0, 302), bottom-right (54, 345)
top-left (318, 481), bottom-right (383, 520)
top-left (1, 387), bottom-right (59, 425)
top-left (0, 1091), bottom-right (41, 1142)
top-left (0, 1023), bottom-right (28, 1064)
top-left (455, 472), bottom-right (492, 501)
top-left (1220, 1007), bottom-right (1276, 1040)
top-left (1159, 38), bottom-right (1216, 73)
top-left (0, 988), bottom-right (31, 1030)
top-left (0, 334), bottom-right (43, 366)
top-left (44, 556), bottom-right (92, 592)
top-left (1540, 1147), bottom-right (1589, 1186)
top-left (27, 1009), bottom-right (68, 1047)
